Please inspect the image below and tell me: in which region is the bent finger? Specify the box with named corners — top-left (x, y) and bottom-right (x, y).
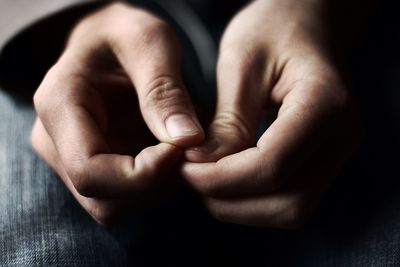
top-left (31, 118), bottom-right (125, 226)
top-left (34, 74), bottom-right (182, 198)
top-left (183, 78), bottom-right (348, 197)
top-left (104, 6), bottom-right (204, 147)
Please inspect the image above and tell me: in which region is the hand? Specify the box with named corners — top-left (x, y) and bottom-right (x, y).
top-left (183, 0), bottom-right (361, 228)
top-left (31, 3), bottom-right (204, 225)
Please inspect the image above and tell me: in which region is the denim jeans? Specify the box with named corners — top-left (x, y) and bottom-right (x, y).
top-left (1, 87), bottom-right (400, 267)
top-left (1, 0), bottom-right (400, 266)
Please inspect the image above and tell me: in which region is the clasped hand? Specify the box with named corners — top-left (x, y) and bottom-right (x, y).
top-left (31, 2), bottom-right (361, 228)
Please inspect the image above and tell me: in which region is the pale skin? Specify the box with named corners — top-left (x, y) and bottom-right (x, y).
top-left (31, 1), bottom-right (361, 227)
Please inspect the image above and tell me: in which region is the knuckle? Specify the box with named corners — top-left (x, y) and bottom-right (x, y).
top-left (140, 19), bottom-right (173, 40)
top-left (118, 15), bottom-right (174, 46)
top-left (33, 65), bottom-right (63, 116)
top-left (134, 150), bottom-right (158, 189)
top-left (107, 1), bottom-right (128, 11)
top-left (297, 67), bottom-right (351, 115)
top-left (212, 110), bottom-right (252, 143)
top-left (206, 201), bottom-right (232, 223)
top-left (198, 179), bottom-right (219, 196)
top-left (88, 203), bottom-right (116, 227)
top-left (143, 76), bottom-right (189, 113)
top-left (217, 45), bottom-right (248, 72)
top-left (280, 199), bottom-right (309, 229)
top-left (30, 120), bottom-right (43, 155)
top-left (256, 157), bottom-right (285, 191)
top-left (189, 169), bottom-right (222, 197)
top-left (33, 90), bottom-right (44, 113)
top-left (33, 79), bottom-right (50, 114)
top-left (108, 8), bottom-right (174, 46)
top-left (218, 43), bottom-right (264, 76)
top-left (68, 164), bottom-right (94, 197)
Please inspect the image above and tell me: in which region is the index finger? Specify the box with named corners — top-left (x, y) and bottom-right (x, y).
top-left (182, 79), bottom-right (348, 197)
top-left (34, 66), bottom-right (182, 198)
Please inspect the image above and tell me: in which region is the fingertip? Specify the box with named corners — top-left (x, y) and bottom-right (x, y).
top-left (180, 161), bottom-right (203, 181)
top-left (184, 139), bottom-right (220, 163)
top-left (153, 142), bottom-right (184, 159)
top-left (185, 150), bottom-right (208, 163)
top-left (134, 142), bottom-right (183, 176)
top-left (169, 133), bottom-right (205, 148)
top-left (164, 114), bottom-right (205, 147)
top-left (181, 161), bottom-right (222, 196)
top-left (185, 149), bottom-right (216, 163)
top-left (119, 155), bottom-right (136, 179)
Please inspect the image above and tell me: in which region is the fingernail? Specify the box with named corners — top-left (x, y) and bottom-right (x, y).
top-left (188, 138), bottom-right (219, 154)
top-left (166, 114), bottom-right (201, 139)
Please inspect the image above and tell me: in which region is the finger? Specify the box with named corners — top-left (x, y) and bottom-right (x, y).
top-left (105, 7), bottom-right (204, 147)
top-left (185, 45), bottom-right (269, 162)
top-left (201, 137), bottom-right (347, 229)
top-left (34, 70), bottom-right (182, 198)
top-left (183, 78), bottom-right (349, 197)
top-left (31, 118), bottom-right (124, 226)
top-left (203, 192), bottom-right (314, 229)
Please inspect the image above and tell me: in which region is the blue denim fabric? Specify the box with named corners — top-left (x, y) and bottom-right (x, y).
top-left (0, 92), bottom-right (136, 266)
top-left (0, 87), bottom-right (399, 267)
top-left (1, 0), bottom-right (400, 266)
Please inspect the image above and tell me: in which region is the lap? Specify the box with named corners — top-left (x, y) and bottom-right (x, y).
top-left (0, 91), bottom-right (131, 267)
top-left (1, 70), bottom-right (400, 266)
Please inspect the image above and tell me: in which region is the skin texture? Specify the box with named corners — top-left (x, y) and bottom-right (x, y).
top-left (32, 0), bottom-right (362, 228)
top-left (32, 3), bottom-right (204, 225)
top-left (183, 0), bottom-right (361, 228)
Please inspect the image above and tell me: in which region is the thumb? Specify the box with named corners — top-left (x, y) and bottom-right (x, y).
top-left (108, 12), bottom-right (204, 147)
top-left (186, 47), bottom-right (268, 162)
